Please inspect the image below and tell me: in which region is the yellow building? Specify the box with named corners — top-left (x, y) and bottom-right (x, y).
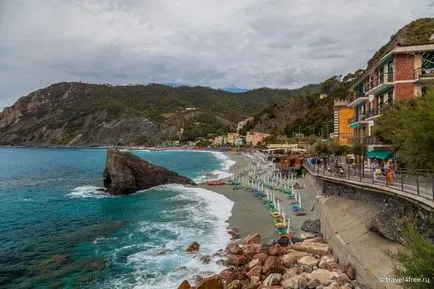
top-left (333, 100), bottom-right (354, 146)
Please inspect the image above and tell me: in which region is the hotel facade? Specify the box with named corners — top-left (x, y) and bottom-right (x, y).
top-left (347, 44), bottom-right (434, 156)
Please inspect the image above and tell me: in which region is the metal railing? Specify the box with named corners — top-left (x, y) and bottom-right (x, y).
top-left (304, 160), bottom-right (434, 201)
top-left (414, 67), bottom-right (434, 80)
top-left (363, 72), bottom-right (394, 92)
top-left (347, 92), bottom-right (367, 104)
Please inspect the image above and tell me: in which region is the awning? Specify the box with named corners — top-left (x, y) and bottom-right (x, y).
top-left (367, 150), bottom-right (393, 160)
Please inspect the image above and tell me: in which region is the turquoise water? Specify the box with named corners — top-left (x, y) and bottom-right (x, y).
top-left (0, 148), bottom-right (235, 289)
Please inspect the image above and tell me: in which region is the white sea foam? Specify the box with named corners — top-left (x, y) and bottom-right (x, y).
top-left (102, 184), bottom-right (234, 289)
top-left (67, 185), bottom-right (108, 199)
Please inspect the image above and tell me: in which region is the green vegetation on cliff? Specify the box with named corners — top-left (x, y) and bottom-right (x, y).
top-left (368, 18), bottom-right (434, 68)
top-left (391, 223), bottom-right (434, 289)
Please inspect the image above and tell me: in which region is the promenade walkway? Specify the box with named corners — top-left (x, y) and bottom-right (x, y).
top-left (304, 162), bottom-right (434, 211)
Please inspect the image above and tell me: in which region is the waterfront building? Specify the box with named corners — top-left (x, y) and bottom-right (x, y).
top-left (227, 133), bottom-right (240, 145)
top-left (246, 131), bottom-right (271, 147)
top-left (333, 100), bottom-right (354, 146)
top-left (347, 43), bottom-right (434, 157)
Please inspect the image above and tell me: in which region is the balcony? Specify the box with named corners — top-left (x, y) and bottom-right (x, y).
top-left (347, 92), bottom-right (368, 107)
top-left (348, 114), bottom-right (368, 128)
top-left (363, 137), bottom-right (389, 146)
top-left (364, 108), bottom-right (382, 121)
top-left (364, 72), bottom-right (394, 95)
top-left (414, 67), bottom-right (434, 82)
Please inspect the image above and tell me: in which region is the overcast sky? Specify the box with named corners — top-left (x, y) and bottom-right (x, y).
top-left (0, 0), bottom-right (433, 109)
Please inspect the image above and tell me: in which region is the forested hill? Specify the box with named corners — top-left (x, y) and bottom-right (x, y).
top-left (0, 82), bottom-right (320, 146)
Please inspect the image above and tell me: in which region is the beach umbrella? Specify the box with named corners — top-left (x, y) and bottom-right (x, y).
top-left (287, 218), bottom-right (291, 233)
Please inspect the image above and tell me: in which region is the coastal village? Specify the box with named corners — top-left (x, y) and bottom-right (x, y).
top-left (0, 7), bottom-right (433, 289)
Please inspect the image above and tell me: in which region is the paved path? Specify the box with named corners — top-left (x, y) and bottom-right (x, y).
top-left (305, 164), bottom-right (434, 211)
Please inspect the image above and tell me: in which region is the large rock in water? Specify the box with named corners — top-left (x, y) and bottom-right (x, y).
top-left (103, 147), bottom-right (196, 195)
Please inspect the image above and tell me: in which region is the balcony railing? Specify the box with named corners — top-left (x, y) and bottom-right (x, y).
top-left (363, 137), bottom-right (389, 146)
top-left (414, 67), bottom-right (434, 80)
top-left (347, 92), bottom-right (363, 104)
top-left (363, 72), bottom-right (394, 93)
top-left (364, 108), bottom-right (381, 120)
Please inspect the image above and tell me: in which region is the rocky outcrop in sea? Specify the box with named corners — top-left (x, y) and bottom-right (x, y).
top-left (103, 147), bottom-right (196, 195)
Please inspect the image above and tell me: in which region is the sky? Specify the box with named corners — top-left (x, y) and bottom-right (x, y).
top-left (0, 0), bottom-right (433, 109)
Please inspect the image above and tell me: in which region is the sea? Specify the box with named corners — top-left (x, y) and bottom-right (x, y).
top-left (0, 148), bottom-right (236, 289)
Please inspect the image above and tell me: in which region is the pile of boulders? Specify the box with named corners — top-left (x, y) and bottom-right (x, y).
top-left (179, 232), bottom-right (359, 289)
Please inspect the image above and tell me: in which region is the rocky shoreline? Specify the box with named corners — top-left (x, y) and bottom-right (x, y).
top-left (179, 231), bottom-right (360, 289)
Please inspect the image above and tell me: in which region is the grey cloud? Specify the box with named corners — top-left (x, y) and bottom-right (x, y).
top-left (0, 0), bottom-right (433, 109)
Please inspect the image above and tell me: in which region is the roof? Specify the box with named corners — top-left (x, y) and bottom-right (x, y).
top-left (350, 44), bottom-right (434, 90)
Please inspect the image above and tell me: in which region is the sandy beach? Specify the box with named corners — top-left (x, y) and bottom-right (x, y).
top-left (199, 152), bottom-right (318, 243)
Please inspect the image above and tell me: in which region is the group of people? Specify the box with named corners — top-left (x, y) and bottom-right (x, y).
top-left (370, 159), bottom-right (396, 186)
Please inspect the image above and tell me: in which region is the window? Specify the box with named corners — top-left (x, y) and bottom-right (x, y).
top-left (422, 87), bottom-right (428, 97)
top-left (387, 61), bottom-right (394, 82)
top-left (379, 67), bottom-right (384, 84)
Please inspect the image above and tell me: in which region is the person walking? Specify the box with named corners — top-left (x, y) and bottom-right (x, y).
top-left (370, 160), bottom-right (378, 181)
top-left (384, 159), bottom-right (394, 186)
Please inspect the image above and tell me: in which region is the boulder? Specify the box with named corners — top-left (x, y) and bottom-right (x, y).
top-left (219, 268), bottom-right (234, 281)
top-left (201, 255), bottom-right (211, 264)
top-left (228, 228), bottom-right (240, 239)
top-left (288, 241), bottom-right (330, 256)
top-left (318, 255), bottom-right (338, 269)
top-left (308, 269), bottom-right (339, 286)
top-left (268, 245), bottom-right (282, 256)
top-left (246, 266), bottom-right (262, 278)
top-left (225, 280), bottom-right (243, 289)
top-left (250, 276), bottom-right (260, 285)
top-left (298, 255), bottom-right (319, 267)
top-left (343, 263), bottom-right (356, 280)
top-left (178, 280), bottom-right (192, 289)
top-left (301, 219), bottom-right (321, 234)
top-left (263, 273), bottom-right (282, 286)
top-left (227, 243), bottom-right (243, 255)
top-left (103, 147), bottom-right (196, 195)
top-left (323, 283), bottom-right (340, 289)
top-left (228, 255), bottom-right (247, 266)
top-left (197, 275), bottom-right (224, 289)
top-left (244, 244), bottom-right (262, 256)
top-left (262, 256), bottom-right (282, 274)
top-left (281, 250), bottom-right (310, 267)
top-left (244, 283), bottom-right (260, 289)
top-left (186, 242), bottom-right (200, 253)
top-left (243, 233), bottom-right (261, 245)
top-left (248, 258), bottom-right (261, 269)
top-left (281, 273), bottom-right (307, 289)
top-left (307, 278), bottom-right (321, 289)
top-left (253, 253), bottom-right (269, 263)
top-left (282, 267), bottom-right (298, 279)
top-left (334, 273), bottom-right (350, 285)
top-left (300, 232), bottom-right (317, 240)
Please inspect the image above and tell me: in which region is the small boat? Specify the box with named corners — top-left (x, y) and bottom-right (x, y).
top-left (206, 180), bottom-right (226, 186)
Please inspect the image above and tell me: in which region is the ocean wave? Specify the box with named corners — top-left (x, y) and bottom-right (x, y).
top-left (101, 184), bottom-right (234, 289)
top-left (67, 186), bottom-right (108, 199)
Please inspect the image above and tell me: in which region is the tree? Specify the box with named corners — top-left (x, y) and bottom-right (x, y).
top-left (374, 89), bottom-right (434, 170)
top-left (390, 223), bottom-right (434, 289)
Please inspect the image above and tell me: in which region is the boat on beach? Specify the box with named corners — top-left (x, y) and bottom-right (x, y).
top-left (206, 180), bottom-right (226, 186)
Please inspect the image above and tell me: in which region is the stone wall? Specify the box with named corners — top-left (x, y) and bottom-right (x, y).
top-left (305, 175), bottom-right (404, 289)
